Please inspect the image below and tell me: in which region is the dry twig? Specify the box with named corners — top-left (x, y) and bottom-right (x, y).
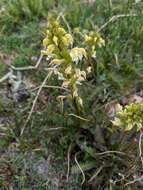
top-left (125, 175), bottom-right (143, 187)
top-left (88, 166), bottom-right (103, 183)
top-left (20, 71), bottom-right (53, 135)
top-left (11, 54), bottom-right (43, 71)
top-left (75, 152), bottom-right (86, 185)
top-left (66, 142), bottom-right (73, 182)
top-left (98, 14), bottom-right (137, 32)
top-left (139, 132), bottom-right (143, 167)
top-left (31, 85), bottom-right (69, 92)
top-left (68, 113), bottom-right (90, 122)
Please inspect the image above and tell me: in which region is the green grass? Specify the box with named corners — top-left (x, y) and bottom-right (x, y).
top-left (0, 0), bottom-right (143, 189)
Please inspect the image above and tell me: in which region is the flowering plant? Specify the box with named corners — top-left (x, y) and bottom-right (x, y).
top-left (112, 103), bottom-right (143, 131)
top-left (42, 19), bottom-right (104, 113)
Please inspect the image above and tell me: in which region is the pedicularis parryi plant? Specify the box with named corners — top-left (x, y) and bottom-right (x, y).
top-left (42, 19), bottom-right (105, 113)
top-left (112, 103), bottom-right (143, 131)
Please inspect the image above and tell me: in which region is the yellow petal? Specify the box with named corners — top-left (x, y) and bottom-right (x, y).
top-left (43, 38), bottom-right (50, 46)
top-left (58, 27), bottom-right (66, 35)
top-left (47, 44), bottom-right (55, 54)
top-left (50, 59), bottom-right (64, 66)
top-left (53, 36), bottom-right (58, 46)
top-left (65, 34), bottom-right (73, 45)
top-left (65, 65), bottom-right (72, 75)
top-left (84, 35), bottom-right (92, 43)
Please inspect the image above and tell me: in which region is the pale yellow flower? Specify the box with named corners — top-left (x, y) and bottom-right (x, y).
top-left (75, 69), bottom-right (86, 81)
top-left (111, 103), bottom-right (143, 131)
top-left (86, 66), bottom-right (92, 73)
top-left (62, 34), bottom-right (73, 46)
top-left (98, 38), bottom-right (105, 47)
top-left (43, 38), bottom-right (50, 46)
top-left (58, 27), bottom-right (66, 35)
top-left (62, 80), bottom-right (70, 88)
top-left (70, 48), bottom-right (87, 63)
top-left (73, 27), bottom-right (80, 33)
top-left (65, 65), bottom-right (72, 75)
top-left (47, 44), bottom-right (55, 54)
top-left (84, 35), bottom-right (92, 43)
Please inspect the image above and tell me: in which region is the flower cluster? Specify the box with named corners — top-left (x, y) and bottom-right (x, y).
top-left (111, 103), bottom-right (143, 131)
top-left (42, 19), bottom-right (104, 111)
top-left (84, 31), bottom-right (105, 58)
top-left (42, 20), bottom-right (73, 59)
top-left (42, 20), bottom-right (89, 108)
